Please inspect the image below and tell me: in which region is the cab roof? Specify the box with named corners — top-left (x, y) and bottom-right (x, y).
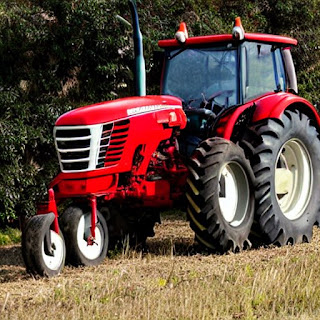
top-left (158, 33), bottom-right (297, 48)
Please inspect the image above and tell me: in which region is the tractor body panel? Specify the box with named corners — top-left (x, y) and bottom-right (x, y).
top-left (252, 92), bottom-right (320, 124)
top-left (54, 95), bottom-right (185, 174)
top-left (48, 94), bottom-right (188, 208)
top-left (56, 95), bottom-right (184, 126)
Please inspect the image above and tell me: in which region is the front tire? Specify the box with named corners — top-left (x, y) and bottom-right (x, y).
top-left (242, 110), bottom-right (320, 245)
top-left (186, 137), bottom-right (255, 252)
top-left (22, 213), bottom-right (66, 277)
top-left (60, 207), bottom-right (109, 266)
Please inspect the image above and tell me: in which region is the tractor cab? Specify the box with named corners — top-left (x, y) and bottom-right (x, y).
top-left (158, 19), bottom-right (298, 154)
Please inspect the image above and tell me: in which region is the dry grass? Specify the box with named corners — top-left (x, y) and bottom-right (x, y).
top-left (1, 214), bottom-right (320, 320)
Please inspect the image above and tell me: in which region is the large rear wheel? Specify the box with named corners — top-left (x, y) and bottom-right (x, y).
top-left (241, 110), bottom-right (320, 245)
top-left (186, 137), bottom-right (255, 252)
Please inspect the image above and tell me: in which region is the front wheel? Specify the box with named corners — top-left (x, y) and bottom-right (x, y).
top-left (60, 207), bottom-right (109, 266)
top-left (22, 213), bottom-right (66, 277)
top-left (186, 137), bottom-right (255, 252)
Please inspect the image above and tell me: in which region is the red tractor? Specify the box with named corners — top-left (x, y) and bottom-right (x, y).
top-left (22, 1), bottom-right (320, 276)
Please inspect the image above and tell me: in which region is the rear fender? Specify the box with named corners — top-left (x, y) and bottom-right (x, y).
top-left (215, 103), bottom-right (255, 140)
top-left (217, 93), bottom-right (320, 140)
top-left (252, 93), bottom-right (320, 125)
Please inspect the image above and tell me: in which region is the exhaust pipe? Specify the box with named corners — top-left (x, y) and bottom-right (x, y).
top-left (128, 0), bottom-right (146, 96)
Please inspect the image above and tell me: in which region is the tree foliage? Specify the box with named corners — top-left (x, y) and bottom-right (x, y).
top-left (0, 0), bottom-right (320, 223)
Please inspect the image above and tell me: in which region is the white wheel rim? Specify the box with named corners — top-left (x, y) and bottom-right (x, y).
top-left (219, 162), bottom-right (250, 227)
top-left (275, 139), bottom-right (312, 220)
top-left (41, 230), bottom-right (65, 271)
top-left (77, 214), bottom-right (103, 260)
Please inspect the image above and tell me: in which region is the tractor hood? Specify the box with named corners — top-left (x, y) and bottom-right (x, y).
top-left (55, 95), bottom-right (183, 126)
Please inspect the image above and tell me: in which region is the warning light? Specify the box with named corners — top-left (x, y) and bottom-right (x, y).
top-left (175, 22), bottom-right (189, 43)
top-left (232, 17), bottom-right (245, 40)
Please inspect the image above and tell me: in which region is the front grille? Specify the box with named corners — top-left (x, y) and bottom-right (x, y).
top-left (54, 119), bottom-right (130, 172)
top-left (96, 123), bottom-right (114, 169)
top-left (55, 127), bottom-right (93, 172)
top-left (104, 119), bottom-right (130, 167)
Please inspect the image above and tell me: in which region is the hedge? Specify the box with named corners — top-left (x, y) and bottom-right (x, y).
top-left (0, 0), bottom-right (319, 224)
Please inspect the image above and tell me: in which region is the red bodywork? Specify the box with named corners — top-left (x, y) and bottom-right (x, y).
top-left (42, 95), bottom-right (189, 233)
top-left (216, 92), bottom-right (320, 139)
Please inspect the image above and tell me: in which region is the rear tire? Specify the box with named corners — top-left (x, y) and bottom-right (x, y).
top-left (186, 137), bottom-right (255, 252)
top-left (22, 213), bottom-right (66, 277)
top-left (241, 110), bottom-right (320, 245)
top-left (60, 207), bottom-right (109, 266)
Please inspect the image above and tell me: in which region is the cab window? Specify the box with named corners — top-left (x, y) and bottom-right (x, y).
top-left (242, 42), bottom-right (286, 102)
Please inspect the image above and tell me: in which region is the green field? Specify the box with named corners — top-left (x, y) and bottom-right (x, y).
top-left (1, 214), bottom-right (320, 320)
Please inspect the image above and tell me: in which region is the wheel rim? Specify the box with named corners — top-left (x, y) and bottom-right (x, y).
top-left (275, 139), bottom-right (312, 220)
top-left (41, 230), bottom-right (65, 271)
top-left (218, 162), bottom-right (250, 227)
top-left (77, 214), bottom-right (104, 261)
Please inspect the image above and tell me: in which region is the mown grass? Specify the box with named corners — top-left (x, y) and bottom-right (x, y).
top-left (1, 216), bottom-right (320, 320)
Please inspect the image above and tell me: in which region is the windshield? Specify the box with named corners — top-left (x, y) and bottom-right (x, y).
top-left (161, 46), bottom-right (238, 108)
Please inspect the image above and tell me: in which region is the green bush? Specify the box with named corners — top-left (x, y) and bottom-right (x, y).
top-left (0, 0), bottom-right (134, 223)
top-left (0, 0), bottom-right (319, 223)
top-left (0, 227), bottom-right (21, 245)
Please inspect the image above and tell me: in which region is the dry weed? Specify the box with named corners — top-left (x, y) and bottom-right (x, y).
top-left (1, 215), bottom-right (320, 320)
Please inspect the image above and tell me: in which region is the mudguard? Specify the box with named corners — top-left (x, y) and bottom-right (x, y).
top-left (217, 92), bottom-right (320, 140)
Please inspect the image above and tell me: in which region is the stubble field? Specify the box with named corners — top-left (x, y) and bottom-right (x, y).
top-left (1, 213), bottom-right (320, 320)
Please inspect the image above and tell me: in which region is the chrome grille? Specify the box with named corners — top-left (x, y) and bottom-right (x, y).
top-left (54, 125), bottom-right (102, 172)
top-left (54, 119), bottom-right (130, 172)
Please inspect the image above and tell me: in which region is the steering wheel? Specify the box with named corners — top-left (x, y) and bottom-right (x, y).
top-left (201, 90), bottom-right (234, 109)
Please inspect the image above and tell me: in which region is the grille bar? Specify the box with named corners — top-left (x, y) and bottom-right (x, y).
top-left (61, 158), bottom-right (90, 163)
top-left (58, 147), bottom-right (91, 153)
top-left (56, 136), bottom-right (91, 141)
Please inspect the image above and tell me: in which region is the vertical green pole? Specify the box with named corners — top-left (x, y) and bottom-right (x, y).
top-left (128, 0), bottom-right (146, 96)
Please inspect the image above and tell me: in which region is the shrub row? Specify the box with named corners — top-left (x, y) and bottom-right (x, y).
top-left (0, 0), bottom-right (319, 223)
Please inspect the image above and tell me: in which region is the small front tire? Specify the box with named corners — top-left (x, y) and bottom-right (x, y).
top-left (22, 213), bottom-right (66, 277)
top-left (60, 207), bottom-right (109, 266)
